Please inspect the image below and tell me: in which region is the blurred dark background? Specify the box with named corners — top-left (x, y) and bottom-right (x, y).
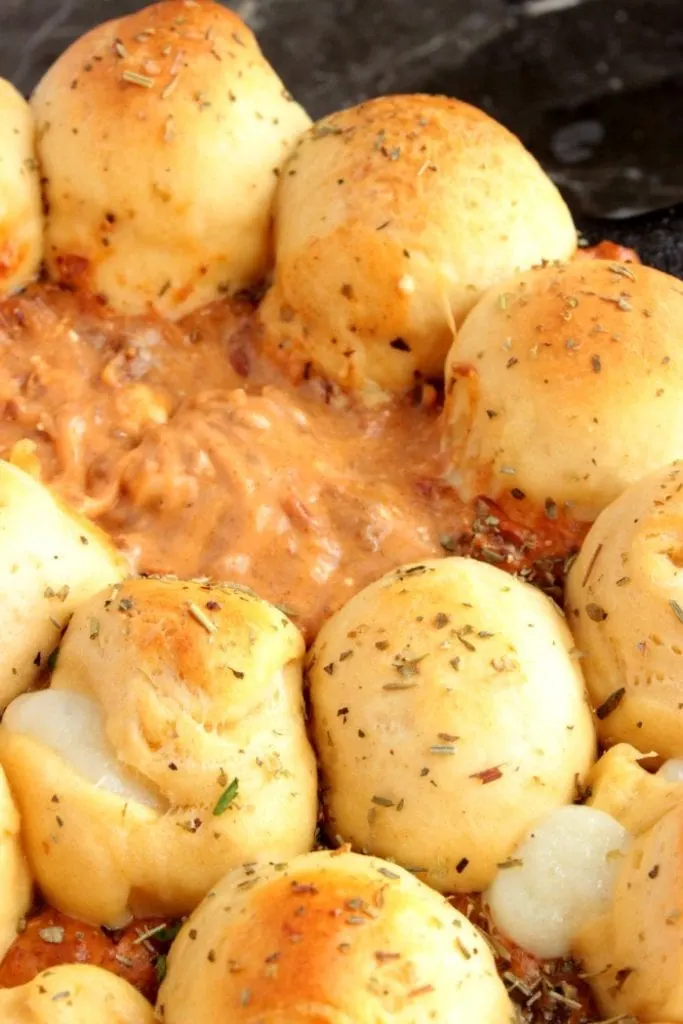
top-left (2, 0), bottom-right (682, 273)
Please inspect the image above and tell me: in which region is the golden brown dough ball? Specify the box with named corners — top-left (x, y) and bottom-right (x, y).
top-left (308, 558), bottom-right (595, 893)
top-left (0, 763), bottom-right (32, 961)
top-left (565, 461), bottom-right (683, 759)
top-left (587, 744), bottom-right (683, 835)
top-left (32, 0), bottom-right (310, 318)
top-left (0, 964), bottom-right (155, 1023)
top-left (0, 80), bottom-right (43, 297)
top-left (574, 801), bottom-right (683, 1023)
top-left (0, 459), bottom-right (127, 711)
top-left (158, 849), bottom-right (514, 1023)
top-left (0, 577), bottom-right (317, 927)
top-left (259, 94), bottom-right (575, 394)
top-left (444, 261), bottom-right (683, 520)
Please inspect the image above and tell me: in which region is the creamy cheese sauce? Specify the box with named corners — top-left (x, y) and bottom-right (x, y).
top-left (0, 282), bottom-right (586, 640)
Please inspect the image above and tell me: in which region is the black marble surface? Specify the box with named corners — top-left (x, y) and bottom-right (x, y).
top-left (1, 0), bottom-right (682, 273)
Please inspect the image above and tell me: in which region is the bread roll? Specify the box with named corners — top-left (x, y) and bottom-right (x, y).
top-left (587, 744), bottom-right (683, 835)
top-left (0, 964), bottom-right (155, 1022)
top-left (574, 801), bottom-right (683, 1022)
top-left (259, 94), bottom-right (575, 394)
top-left (158, 849), bottom-right (514, 1023)
top-left (565, 461), bottom-right (683, 758)
top-left (0, 577), bottom-right (317, 926)
top-left (0, 79), bottom-right (43, 297)
top-left (0, 459), bottom-right (127, 710)
top-left (444, 261), bottom-right (683, 520)
top-left (32, 0), bottom-right (310, 318)
top-left (308, 557), bottom-right (595, 893)
top-left (0, 763), bottom-right (32, 961)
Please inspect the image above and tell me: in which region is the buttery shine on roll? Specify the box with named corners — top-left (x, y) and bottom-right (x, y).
top-left (0, 79), bottom-right (43, 297)
top-left (575, 801), bottom-right (683, 1023)
top-left (0, 964), bottom-right (155, 1023)
top-left (260, 93), bottom-right (575, 394)
top-left (587, 744), bottom-right (683, 836)
top-left (0, 763), bottom-right (32, 962)
top-left (158, 849), bottom-right (514, 1023)
top-left (32, 0), bottom-right (310, 318)
top-left (566, 461), bottom-right (683, 759)
top-left (0, 577), bottom-right (317, 926)
top-left (0, 459), bottom-right (127, 711)
top-left (308, 557), bottom-right (595, 893)
top-left (444, 261), bottom-right (683, 521)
